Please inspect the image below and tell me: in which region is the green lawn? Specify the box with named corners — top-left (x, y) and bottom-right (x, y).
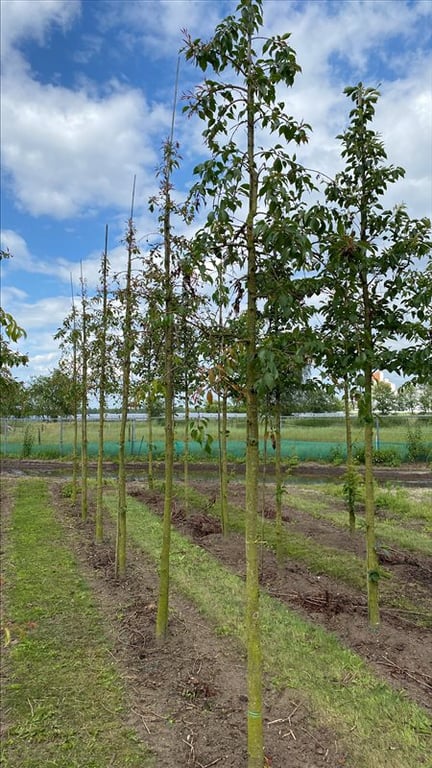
top-left (1, 478), bottom-right (153, 768)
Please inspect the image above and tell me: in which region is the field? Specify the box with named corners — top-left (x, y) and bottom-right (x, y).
top-left (1, 460), bottom-right (431, 767)
top-left (1, 414), bottom-right (432, 462)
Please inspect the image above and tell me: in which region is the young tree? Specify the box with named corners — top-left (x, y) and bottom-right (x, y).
top-left (154, 137), bottom-right (177, 638)
top-left (184, 2), bottom-right (318, 762)
top-left (79, 264), bottom-right (89, 522)
top-left (55, 289), bottom-right (81, 503)
top-left (116, 184), bottom-right (139, 578)
top-left (26, 369), bottom-right (77, 419)
top-left (94, 226), bottom-right (110, 543)
top-left (373, 380), bottom-right (397, 415)
top-left (320, 83), bottom-right (431, 626)
top-left (397, 382), bottom-right (418, 413)
top-left (418, 384), bottom-right (432, 413)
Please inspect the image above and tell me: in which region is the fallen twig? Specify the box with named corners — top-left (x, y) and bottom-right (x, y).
top-left (376, 655), bottom-right (432, 690)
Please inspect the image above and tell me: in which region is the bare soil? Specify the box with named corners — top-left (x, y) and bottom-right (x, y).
top-left (1, 457), bottom-right (431, 486)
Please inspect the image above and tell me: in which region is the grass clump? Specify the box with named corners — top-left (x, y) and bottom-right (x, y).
top-left (1, 478), bottom-right (153, 768)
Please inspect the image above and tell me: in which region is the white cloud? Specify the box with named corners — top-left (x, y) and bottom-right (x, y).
top-left (2, 73), bottom-right (172, 218)
top-left (1, 229), bottom-right (32, 262)
top-left (97, 0), bottom-right (228, 59)
top-left (1, 0), bottom-right (81, 57)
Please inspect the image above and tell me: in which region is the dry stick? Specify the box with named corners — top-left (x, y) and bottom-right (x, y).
top-left (198, 759), bottom-right (222, 768)
top-left (376, 655), bottom-right (432, 690)
top-left (183, 732), bottom-right (196, 766)
top-left (132, 709), bottom-right (151, 734)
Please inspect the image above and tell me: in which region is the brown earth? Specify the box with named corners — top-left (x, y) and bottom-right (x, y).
top-left (1, 457), bottom-right (431, 486)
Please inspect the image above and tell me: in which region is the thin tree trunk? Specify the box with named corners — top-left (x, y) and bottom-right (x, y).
top-left (156, 140), bottom-right (176, 640)
top-left (245, 29), bottom-right (264, 767)
top-left (219, 389), bottom-right (229, 536)
top-left (96, 226), bottom-right (109, 544)
top-left (343, 375), bottom-right (356, 535)
top-left (70, 274), bottom-right (79, 505)
top-left (363, 352), bottom-right (380, 627)
top-left (116, 190), bottom-right (136, 579)
top-left (147, 391), bottom-right (154, 490)
top-left (217, 260), bottom-right (229, 536)
top-left (183, 372), bottom-right (190, 513)
top-left (156, 61), bottom-right (180, 640)
top-left (80, 264), bottom-right (88, 522)
top-left (358, 85), bottom-right (380, 627)
top-left (274, 392), bottom-right (283, 565)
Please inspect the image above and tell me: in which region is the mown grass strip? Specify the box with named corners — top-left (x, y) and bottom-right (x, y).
top-left (174, 481), bottom-right (379, 590)
top-left (171, 482), bottom-right (432, 623)
top-left (288, 484), bottom-right (432, 556)
top-left (1, 478), bottom-right (153, 768)
top-left (106, 492), bottom-right (431, 768)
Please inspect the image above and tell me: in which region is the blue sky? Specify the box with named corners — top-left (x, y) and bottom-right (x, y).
top-left (1, 0), bottom-right (431, 387)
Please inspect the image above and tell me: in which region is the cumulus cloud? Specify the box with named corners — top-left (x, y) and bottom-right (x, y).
top-left (1, 74), bottom-right (172, 218)
top-left (1, 0), bottom-right (81, 57)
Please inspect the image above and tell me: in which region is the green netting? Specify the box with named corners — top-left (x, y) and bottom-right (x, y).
top-left (1, 438), bottom-right (431, 462)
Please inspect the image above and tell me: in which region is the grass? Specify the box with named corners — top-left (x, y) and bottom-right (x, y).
top-left (169, 481), bottom-right (432, 624)
top-left (0, 478), bottom-right (153, 768)
top-left (104, 490), bottom-right (432, 768)
top-left (284, 484), bottom-right (432, 556)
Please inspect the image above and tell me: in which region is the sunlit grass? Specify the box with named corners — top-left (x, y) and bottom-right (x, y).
top-left (284, 484), bottom-right (432, 555)
top-left (171, 481), bottom-right (432, 623)
top-left (1, 478), bottom-right (153, 768)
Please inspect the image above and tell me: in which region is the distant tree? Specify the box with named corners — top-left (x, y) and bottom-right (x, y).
top-left (373, 381), bottom-right (397, 415)
top-left (0, 377), bottom-right (28, 417)
top-left (418, 384), bottom-right (432, 413)
top-left (27, 369), bottom-right (76, 418)
top-left (397, 382), bottom-right (419, 413)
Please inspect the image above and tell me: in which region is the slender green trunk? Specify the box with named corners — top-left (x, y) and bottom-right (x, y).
top-left (147, 392), bottom-right (154, 490)
top-left (245, 30), bottom-right (264, 768)
top-left (183, 374), bottom-right (190, 513)
top-left (70, 277), bottom-right (78, 506)
top-left (358, 87), bottom-right (380, 627)
top-left (156, 141), bottom-right (175, 641)
top-left (72, 404), bottom-right (78, 505)
top-left (116, 206), bottom-right (135, 580)
top-left (96, 408), bottom-right (105, 543)
top-left (274, 393), bottom-right (283, 565)
top-left (343, 376), bottom-right (356, 535)
top-left (363, 357), bottom-right (380, 627)
top-left (80, 266), bottom-right (88, 522)
top-left (219, 389), bottom-right (229, 536)
top-left (217, 258), bottom-right (229, 536)
top-left (96, 227), bottom-right (109, 544)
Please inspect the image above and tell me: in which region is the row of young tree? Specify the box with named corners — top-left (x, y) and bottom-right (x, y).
top-left (2, 3), bottom-right (431, 766)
